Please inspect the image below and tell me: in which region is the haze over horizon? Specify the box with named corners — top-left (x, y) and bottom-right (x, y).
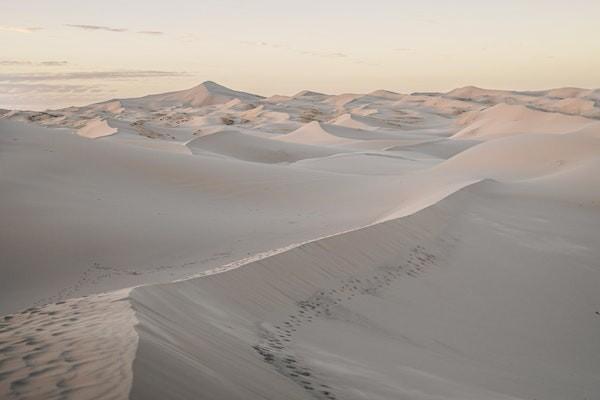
top-left (2, 0), bottom-right (600, 110)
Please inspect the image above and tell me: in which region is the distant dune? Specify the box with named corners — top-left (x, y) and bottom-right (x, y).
top-left (453, 103), bottom-right (600, 139)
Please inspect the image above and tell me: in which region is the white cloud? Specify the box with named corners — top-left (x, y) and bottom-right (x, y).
top-left (65, 24), bottom-right (127, 33)
top-left (0, 70), bottom-right (190, 82)
top-left (0, 83), bottom-right (103, 94)
top-left (138, 31), bottom-right (164, 35)
top-left (0, 26), bottom-right (43, 33)
top-left (0, 60), bottom-right (69, 67)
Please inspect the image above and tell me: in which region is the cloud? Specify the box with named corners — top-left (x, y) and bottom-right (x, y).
top-left (0, 60), bottom-right (32, 66)
top-left (65, 24), bottom-right (127, 33)
top-left (0, 84), bottom-right (116, 111)
top-left (301, 51), bottom-right (348, 59)
top-left (39, 61), bottom-right (69, 67)
top-left (178, 33), bottom-right (202, 43)
top-left (0, 70), bottom-right (190, 82)
top-left (0, 83), bottom-right (104, 94)
top-left (65, 25), bottom-right (165, 35)
top-left (240, 40), bottom-right (378, 67)
top-left (353, 60), bottom-right (382, 67)
top-left (0, 60), bottom-right (69, 67)
top-left (138, 31), bottom-right (164, 35)
top-left (241, 41), bottom-right (348, 59)
top-left (241, 40), bottom-right (271, 47)
top-left (241, 40), bottom-right (293, 51)
top-left (0, 26), bottom-right (43, 33)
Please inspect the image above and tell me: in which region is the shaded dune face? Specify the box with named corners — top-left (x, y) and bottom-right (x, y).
top-left (1, 83), bottom-right (600, 400)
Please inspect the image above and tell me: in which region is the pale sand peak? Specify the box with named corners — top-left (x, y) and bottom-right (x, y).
top-left (121, 80), bottom-right (264, 109)
top-left (292, 89), bottom-right (329, 98)
top-left (369, 89), bottom-right (405, 100)
top-left (76, 117), bottom-right (118, 138)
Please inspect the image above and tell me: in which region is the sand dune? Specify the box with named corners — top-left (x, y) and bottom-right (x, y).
top-left (125, 182), bottom-right (600, 400)
top-left (443, 131), bottom-right (600, 180)
top-left (454, 103), bottom-right (599, 139)
top-left (292, 152), bottom-right (428, 176)
top-left (293, 90), bottom-right (329, 99)
top-left (276, 120), bottom-right (406, 150)
top-left (276, 121), bottom-right (358, 146)
top-left (121, 81), bottom-right (263, 109)
top-left (445, 85), bottom-right (516, 102)
top-left (380, 128), bottom-right (600, 220)
top-left (4, 181), bottom-right (597, 400)
top-left (385, 138), bottom-right (480, 159)
top-left (0, 290), bottom-right (137, 400)
top-left (0, 119), bottom-right (411, 314)
top-left (1, 82), bottom-right (599, 400)
top-left (186, 129), bottom-right (341, 163)
top-left (76, 117), bottom-right (118, 138)
top-left (328, 113), bottom-right (378, 130)
top-left (369, 89), bottom-right (405, 100)
top-left (445, 86), bottom-right (600, 118)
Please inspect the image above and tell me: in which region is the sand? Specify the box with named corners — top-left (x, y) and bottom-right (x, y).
top-left (1, 82), bottom-right (599, 400)
top-left (76, 118), bottom-right (118, 139)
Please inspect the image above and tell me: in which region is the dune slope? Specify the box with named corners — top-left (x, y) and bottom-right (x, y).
top-left (186, 130), bottom-right (341, 163)
top-left (127, 181), bottom-right (600, 400)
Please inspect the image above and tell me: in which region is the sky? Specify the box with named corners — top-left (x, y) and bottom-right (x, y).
top-left (1, 0), bottom-right (599, 110)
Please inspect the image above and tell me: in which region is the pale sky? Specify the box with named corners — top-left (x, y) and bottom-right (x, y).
top-left (1, 0), bottom-right (599, 110)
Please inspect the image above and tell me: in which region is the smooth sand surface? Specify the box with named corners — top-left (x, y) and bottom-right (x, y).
top-left (1, 82), bottom-right (599, 399)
